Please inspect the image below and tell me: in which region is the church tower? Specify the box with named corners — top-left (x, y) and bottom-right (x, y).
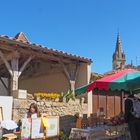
top-left (112, 33), bottom-right (126, 70)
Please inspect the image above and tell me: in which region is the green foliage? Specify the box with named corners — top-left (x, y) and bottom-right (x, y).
top-left (59, 130), bottom-right (74, 140)
top-left (62, 90), bottom-right (75, 102)
top-left (74, 112), bottom-right (80, 118)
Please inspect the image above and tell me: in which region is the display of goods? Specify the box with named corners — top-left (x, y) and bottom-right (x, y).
top-left (108, 115), bottom-right (125, 126)
top-left (34, 92), bottom-right (61, 98)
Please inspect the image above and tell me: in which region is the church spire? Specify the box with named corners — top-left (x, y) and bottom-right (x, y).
top-left (112, 32), bottom-right (126, 70)
top-left (115, 32), bottom-right (122, 54)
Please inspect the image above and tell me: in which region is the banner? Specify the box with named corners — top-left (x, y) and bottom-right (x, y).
top-left (31, 118), bottom-right (44, 139)
top-left (21, 119), bottom-right (31, 140)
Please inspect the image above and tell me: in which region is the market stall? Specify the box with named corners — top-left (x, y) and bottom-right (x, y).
top-left (0, 32), bottom-right (91, 97)
top-left (0, 32), bottom-right (92, 128)
top-left (0, 116), bottom-right (60, 140)
top-left (75, 69), bottom-right (140, 118)
top-left (90, 69), bottom-right (140, 118)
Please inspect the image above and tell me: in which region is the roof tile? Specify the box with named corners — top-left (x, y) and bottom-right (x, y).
top-left (0, 32), bottom-right (92, 63)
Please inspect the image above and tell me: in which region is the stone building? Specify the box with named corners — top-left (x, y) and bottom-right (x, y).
top-left (0, 32), bottom-right (92, 96)
top-left (0, 32), bottom-right (93, 122)
top-left (112, 33), bottom-right (126, 70)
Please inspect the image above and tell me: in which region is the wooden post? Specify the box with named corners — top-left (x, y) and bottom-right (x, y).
top-left (11, 56), bottom-right (32, 92)
top-left (0, 50), bottom-right (32, 95)
top-left (8, 77), bottom-right (11, 96)
top-left (0, 50), bottom-right (13, 76)
top-left (114, 94), bottom-right (115, 117)
top-left (59, 60), bottom-right (80, 94)
top-left (0, 77), bottom-right (8, 92)
top-left (11, 58), bottom-right (19, 91)
top-left (70, 63), bottom-right (80, 94)
top-left (97, 92), bottom-right (99, 113)
top-left (58, 60), bottom-right (70, 80)
top-left (18, 56), bottom-right (32, 77)
top-left (70, 80), bottom-right (75, 93)
top-left (106, 93), bottom-right (107, 118)
top-left (121, 91), bottom-right (124, 113)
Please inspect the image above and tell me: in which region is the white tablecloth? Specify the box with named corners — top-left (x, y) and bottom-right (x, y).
top-left (69, 124), bottom-right (130, 140)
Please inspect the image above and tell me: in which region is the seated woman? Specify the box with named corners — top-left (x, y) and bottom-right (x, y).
top-left (16, 103), bottom-right (41, 132)
top-left (25, 103), bottom-right (40, 118)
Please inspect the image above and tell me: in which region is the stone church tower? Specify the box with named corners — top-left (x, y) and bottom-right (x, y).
top-left (112, 33), bottom-right (126, 70)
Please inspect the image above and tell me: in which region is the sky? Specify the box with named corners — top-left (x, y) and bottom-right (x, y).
top-left (0, 0), bottom-right (140, 73)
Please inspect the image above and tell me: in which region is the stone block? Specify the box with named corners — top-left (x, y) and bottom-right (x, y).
top-left (27, 93), bottom-right (34, 100)
top-left (55, 98), bottom-right (59, 102)
top-left (40, 101), bottom-right (45, 106)
top-left (13, 89), bottom-right (27, 99)
top-left (12, 108), bottom-right (27, 122)
top-left (13, 99), bottom-right (28, 109)
top-left (75, 99), bottom-right (80, 104)
top-left (52, 102), bottom-right (59, 107)
top-left (36, 96), bottom-right (41, 101)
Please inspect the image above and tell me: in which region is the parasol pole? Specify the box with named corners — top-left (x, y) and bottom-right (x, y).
top-left (106, 93), bottom-right (107, 118)
top-left (121, 91), bottom-right (124, 113)
top-left (130, 90), bottom-right (133, 95)
top-left (114, 94), bottom-right (115, 117)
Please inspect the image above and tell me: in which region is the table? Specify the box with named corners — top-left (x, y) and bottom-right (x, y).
top-left (69, 124), bottom-right (130, 140)
top-left (2, 133), bottom-right (17, 140)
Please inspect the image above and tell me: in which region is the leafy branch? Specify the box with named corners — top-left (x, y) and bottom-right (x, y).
top-left (62, 90), bottom-right (75, 102)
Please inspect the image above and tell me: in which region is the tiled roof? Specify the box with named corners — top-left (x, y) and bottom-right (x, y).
top-left (0, 32), bottom-right (92, 63)
top-left (103, 68), bottom-right (136, 76)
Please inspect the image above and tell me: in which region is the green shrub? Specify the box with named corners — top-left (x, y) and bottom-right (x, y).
top-left (59, 130), bottom-right (74, 140)
top-left (62, 90), bottom-right (75, 102)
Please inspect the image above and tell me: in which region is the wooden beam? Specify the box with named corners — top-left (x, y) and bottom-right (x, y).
top-left (58, 60), bottom-right (80, 94)
top-left (11, 58), bottom-right (18, 72)
top-left (0, 67), bottom-right (10, 77)
top-left (0, 50), bottom-right (13, 76)
top-left (0, 43), bottom-right (17, 51)
top-left (18, 47), bottom-right (77, 64)
top-left (74, 63), bottom-right (80, 81)
top-left (58, 60), bottom-right (70, 80)
top-left (0, 42), bottom-right (82, 64)
top-left (0, 51), bottom-right (20, 66)
top-left (0, 77), bottom-right (8, 92)
top-left (18, 56), bottom-right (33, 77)
top-left (0, 39), bottom-right (91, 63)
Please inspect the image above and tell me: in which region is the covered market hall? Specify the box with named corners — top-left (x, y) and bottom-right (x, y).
top-left (0, 32), bottom-right (92, 97)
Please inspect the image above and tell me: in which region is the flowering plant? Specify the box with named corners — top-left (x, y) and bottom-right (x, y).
top-left (34, 92), bottom-right (61, 99)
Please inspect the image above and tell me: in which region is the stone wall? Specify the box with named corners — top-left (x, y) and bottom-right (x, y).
top-left (12, 96), bottom-right (87, 134)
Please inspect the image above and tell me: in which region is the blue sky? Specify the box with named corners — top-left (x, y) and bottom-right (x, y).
top-left (1, 0), bottom-right (140, 73)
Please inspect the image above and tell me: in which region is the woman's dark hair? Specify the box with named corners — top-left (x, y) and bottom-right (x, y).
top-left (27, 103), bottom-right (40, 118)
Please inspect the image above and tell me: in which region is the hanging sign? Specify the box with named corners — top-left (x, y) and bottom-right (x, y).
top-left (31, 118), bottom-right (44, 139)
